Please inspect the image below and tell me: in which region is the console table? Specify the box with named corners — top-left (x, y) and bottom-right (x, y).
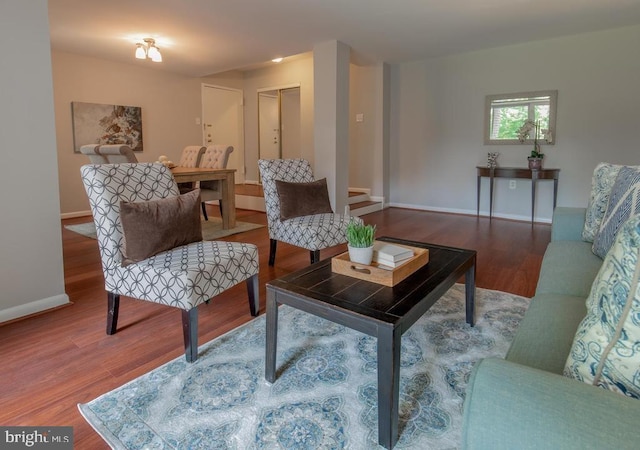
top-left (476, 166), bottom-right (560, 223)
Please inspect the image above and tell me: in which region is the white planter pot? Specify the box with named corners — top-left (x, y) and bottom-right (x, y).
top-left (348, 244), bottom-right (374, 266)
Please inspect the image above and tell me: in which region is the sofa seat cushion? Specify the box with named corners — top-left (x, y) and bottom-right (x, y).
top-left (535, 241), bottom-right (602, 297)
top-left (506, 293), bottom-right (587, 374)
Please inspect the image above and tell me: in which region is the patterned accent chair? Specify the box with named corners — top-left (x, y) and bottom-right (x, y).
top-left (80, 144), bottom-right (138, 163)
top-left (258, 158), bottom-right (362, 265)
top-left (80, 163), bottom-right (260, 362)
top-left (198, 145), bottom-right (234, 221)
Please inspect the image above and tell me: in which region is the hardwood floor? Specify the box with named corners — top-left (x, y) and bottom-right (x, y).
top-left (0, 206), bottom-right (551, 449)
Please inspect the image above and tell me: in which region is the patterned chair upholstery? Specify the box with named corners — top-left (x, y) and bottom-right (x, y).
top-left (80, 144), bottom-right (138, 163)
top-left (198, 145), bottom-right (234, 221)
top-left (258, 158), bottom-right (363, 265)
top-left (80, 163), bottom-right (259, 362)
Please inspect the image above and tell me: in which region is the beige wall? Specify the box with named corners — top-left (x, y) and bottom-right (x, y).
top-left (390, 25), bottom-right (640, 222)
top-left (0, 0), bottom-right (69, 322)
top-left (53, 51), bottom-right (221, 215)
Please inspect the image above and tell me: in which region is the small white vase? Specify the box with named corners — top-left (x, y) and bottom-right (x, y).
top-left (348, 244), bottom-right (374, 266)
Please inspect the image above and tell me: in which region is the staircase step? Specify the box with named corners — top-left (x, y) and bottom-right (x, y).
top-left (349, 201), bottom-right (383, 217)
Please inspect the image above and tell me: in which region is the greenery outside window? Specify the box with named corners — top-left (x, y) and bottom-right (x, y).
top-left (484, 90), bottom-right (557, 145)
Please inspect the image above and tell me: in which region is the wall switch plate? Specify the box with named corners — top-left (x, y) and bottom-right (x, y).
top-left (355, 113), bottom-right (364, 122)
top-left (195, 117), bottom-right (201, 125)
top-left (509, 180), bottom-right (516, 189)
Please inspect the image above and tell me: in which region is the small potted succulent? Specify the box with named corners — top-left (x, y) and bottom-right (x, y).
top-left (346, 221), bottom-right (376, 265)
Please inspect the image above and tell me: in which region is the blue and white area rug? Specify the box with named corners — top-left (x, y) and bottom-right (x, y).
top-left (78, 285), bottom-right (529, 449)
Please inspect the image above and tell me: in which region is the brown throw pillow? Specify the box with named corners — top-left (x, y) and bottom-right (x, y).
top-left (120, 189), bottom-right (203, 266)
top-left (276, 178), bottom-right (333, 221)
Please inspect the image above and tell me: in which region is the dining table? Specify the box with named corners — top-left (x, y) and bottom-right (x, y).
top-left (170, 166), bottom-right (236, 229)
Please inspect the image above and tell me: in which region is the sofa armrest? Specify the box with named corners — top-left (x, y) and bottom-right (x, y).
top-left (551, 207), bottom-right (586, 242)
top-left (462, 358), bottom-right (640, 450)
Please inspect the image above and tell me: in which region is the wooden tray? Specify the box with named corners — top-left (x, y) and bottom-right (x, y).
top-left (331, 243), bottom-right (429, 287)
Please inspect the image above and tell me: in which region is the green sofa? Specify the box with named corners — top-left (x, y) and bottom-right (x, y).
top-left (461, 207), bottom-right (640, 449)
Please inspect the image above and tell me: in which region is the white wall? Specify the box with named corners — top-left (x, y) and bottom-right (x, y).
top-left (389, 25), bottom-right (640, 222)
top-left (0, 0), bottom-right (69, 322)
top-left (349, 64), bottom-right (376, 191)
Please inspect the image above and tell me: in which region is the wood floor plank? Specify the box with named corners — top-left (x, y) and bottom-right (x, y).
top-left (0, 206), bottom-right (551, 449)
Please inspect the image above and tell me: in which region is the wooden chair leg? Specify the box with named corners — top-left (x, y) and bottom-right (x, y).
top-left (310, 250), bottom-right (320, 264)
top-left (201, 202), bottom-right (209, 221)
top-left (182, 308), bottom-right (199, 363)
top-left (106, 292), bottom-right (120, 335)
top-left (246, 274), bottom-right (259, 316)
top-left (269, 239), bottom-right (277, 266)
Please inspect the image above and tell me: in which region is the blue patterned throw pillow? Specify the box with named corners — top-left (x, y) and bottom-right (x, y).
top-left (592, 166), bottom-right (640, 258)
top-left (564, 214), bottom-right (640, 399)
top-left (582, 163), bottom-right (624, 242)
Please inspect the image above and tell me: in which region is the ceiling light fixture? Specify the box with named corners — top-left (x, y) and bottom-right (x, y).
top-left (135, 38), bottom-right (162, 62)
top-left (271, 57), bottom-right (283, 63)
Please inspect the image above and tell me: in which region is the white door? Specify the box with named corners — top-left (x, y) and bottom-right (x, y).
top-left (201, 85), bottom-right (245, 183)
top-left (258, 92), bottom-right (280, 160)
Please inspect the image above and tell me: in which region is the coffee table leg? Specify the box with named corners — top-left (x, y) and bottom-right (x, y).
top-left (465, 261), bottom-right (476, 326)
top-left (265, 289), bottom-right (278, 383)
top-left (377, 325), bottom-right (401, 449)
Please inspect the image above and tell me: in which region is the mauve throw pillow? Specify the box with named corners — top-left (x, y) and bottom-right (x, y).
top-left (120, 189), bottom-right (203, 266)
top-left (276, 178), bottom-right (333, 221)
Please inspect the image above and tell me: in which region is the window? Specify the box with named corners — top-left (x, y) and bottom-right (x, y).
top-left (484, 90), bottom-right (557, 145)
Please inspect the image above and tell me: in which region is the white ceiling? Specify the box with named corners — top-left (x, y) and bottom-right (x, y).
top-left (48, 0), bottom-right (640, 77)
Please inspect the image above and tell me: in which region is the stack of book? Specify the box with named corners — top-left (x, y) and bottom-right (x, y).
top-left (372, 241), bottom-right (414, 268)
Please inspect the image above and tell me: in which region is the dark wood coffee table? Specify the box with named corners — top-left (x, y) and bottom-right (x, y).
top-left (265, 237), bottom-right (476, 449)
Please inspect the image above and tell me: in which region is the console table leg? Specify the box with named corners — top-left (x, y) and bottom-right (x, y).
top-left (476, 175), bottom-right (481, 217)
top-left (531, 180), bottom-right (537, 224)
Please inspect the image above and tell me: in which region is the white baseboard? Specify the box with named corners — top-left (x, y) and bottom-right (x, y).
top-left (0, 293), bottom-right (70, 324)
top-left (387, 202), bottom-right (552, 224)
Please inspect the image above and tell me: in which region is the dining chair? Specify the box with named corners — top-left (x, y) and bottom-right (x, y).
top-left (258, 158), bottom-right (362, 265)
top-left (80, 144), bottom-right (138, 163)
top-left (80, 162), bottom-right (259, 362)
top-left (177, 145), bottom-right (207, 194)
top-left (178, 145), bottom-right (206, 167)
top-left (198, 145), bottom-right (234, 221)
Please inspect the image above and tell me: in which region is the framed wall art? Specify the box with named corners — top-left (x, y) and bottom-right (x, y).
top-left (71, 101), bottom-right (143, 153)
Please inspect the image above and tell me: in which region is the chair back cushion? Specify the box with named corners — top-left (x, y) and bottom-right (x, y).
top-left (80, 163), bottom-right (180, 275)
top-left (199, 145), bottom-right (234, 193)
top-left (200, 145), bottom-right (234, 169)
top-left (258, 159), bottom-right (315, 230)
top-left (179, 146), bottom-right (206, 168)
top-left (97, 145), bottom-right (138, 163)
top-left (276, 178), bottom-right (333, 220)
top-left (120, 188), bottom-right (203, 266)
top-left (80, 144), bottom-right (107, 164)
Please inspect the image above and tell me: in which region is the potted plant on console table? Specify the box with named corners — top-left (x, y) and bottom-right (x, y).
top-left (346, 222), bottom-right (376, 266)
top-left (517, 119), bottom-right (552, 170)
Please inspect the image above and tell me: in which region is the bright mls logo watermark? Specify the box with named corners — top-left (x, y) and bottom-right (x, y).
top-left (1, 427), bottom-right (72, 449)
